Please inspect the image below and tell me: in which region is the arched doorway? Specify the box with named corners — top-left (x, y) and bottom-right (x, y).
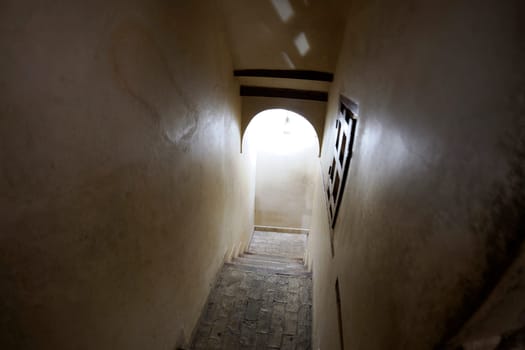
top-left (243, 109), bottom-right (319, 230)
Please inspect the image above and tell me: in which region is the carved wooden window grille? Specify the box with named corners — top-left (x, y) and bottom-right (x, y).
top-left (326, 96), bottom-right (358, 229)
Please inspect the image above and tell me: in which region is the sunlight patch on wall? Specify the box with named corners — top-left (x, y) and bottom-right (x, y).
top-left (270, 0), bottom-right (294, 22)
top-left (294, 32), bottom-right (310, 56)
top-left (281, 51), bottom-right (296, 69)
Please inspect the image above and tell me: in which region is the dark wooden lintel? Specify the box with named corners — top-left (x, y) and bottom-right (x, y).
top-left (240, 86), bottom-right (328, 102)
top-left (234, 69), bottom-right (333, 82)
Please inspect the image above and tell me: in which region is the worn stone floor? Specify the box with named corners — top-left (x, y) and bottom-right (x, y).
top-left (191, 231), bottom-right (311, 350)
top-left (248, 231), bottom-right (307, 260)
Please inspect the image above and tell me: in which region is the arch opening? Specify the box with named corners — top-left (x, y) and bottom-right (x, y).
top-left (242, 109), bottom-right (320, 156)
top-left (243, 109), bottom-right (320, 231)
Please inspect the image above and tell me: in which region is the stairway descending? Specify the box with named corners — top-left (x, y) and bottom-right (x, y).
top-left (228, 251), bottom-right (310, 276)
top-left (191, 231), bottom-right (312, 349)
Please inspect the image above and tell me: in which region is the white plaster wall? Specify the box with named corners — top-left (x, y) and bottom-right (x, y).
top-left (309, 0), bottom-right (525, 349)
top-left (254, 143), bottom-right (318, 229)
top-left (249, 111), bottom-right (319, 229)
top-left (0, 0), bottom-right (255, 349)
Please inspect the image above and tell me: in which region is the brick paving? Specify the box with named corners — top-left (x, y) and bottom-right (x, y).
top-left (191, 232), bottom-right (312, 350)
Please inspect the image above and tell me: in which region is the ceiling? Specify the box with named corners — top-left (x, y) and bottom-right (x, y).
top-left (220, 0), bottom-right (350, 142)
top-left (220, 0), bottom-right (349, 72)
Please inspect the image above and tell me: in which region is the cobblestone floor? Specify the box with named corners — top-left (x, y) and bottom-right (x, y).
top-left (248, 231), bottom-right (307, 259)
top-left (191, 232), bottom-right (312, 350)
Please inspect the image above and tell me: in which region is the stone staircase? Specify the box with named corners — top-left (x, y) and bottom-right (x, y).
top-left (191, 231), bottom-right (312, 349)
top-left (228, 251), bottom-right (310, 276)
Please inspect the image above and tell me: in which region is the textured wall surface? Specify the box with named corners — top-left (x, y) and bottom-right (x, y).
top-left (254, 144), bottom-right (318, 229)
top-left (0, 1), bottom-right (254, 349)
top-left (309, 0), bottom-right (525, 349)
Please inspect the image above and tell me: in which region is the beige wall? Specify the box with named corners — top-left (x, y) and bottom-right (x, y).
top-left (0, 1), bottom-right (254, 349)
top-left (310, 0), bottom-right (525, 349)
top-left (254, 137), bottom-right (318, 229)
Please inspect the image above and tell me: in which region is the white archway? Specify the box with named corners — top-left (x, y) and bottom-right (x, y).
top-left (239, 96), bottom-right (326, 155)
top-left (243, 109), bottom-right (320, 230)
top-left (242, 109), bottom-right (320, 156)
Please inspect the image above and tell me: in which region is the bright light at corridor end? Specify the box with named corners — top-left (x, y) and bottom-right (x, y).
top-left (246, 109), bottom-right (318, 155)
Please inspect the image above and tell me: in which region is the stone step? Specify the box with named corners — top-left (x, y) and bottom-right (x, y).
top-left (242, 252), bottom-right (304, 264)
top-left (233, 256), bottom-right (305, 270)
top-left (225, 261), bottom-right (311, 276)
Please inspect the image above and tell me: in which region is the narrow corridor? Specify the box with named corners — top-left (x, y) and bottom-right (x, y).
top-left (191, 231), bottom-right (312, 349)
top-left (2, 1), bottom-right (524, 349)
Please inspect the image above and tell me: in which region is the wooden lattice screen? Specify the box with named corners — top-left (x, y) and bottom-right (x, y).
top-left (326, 96), bottom-right (358, 229)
